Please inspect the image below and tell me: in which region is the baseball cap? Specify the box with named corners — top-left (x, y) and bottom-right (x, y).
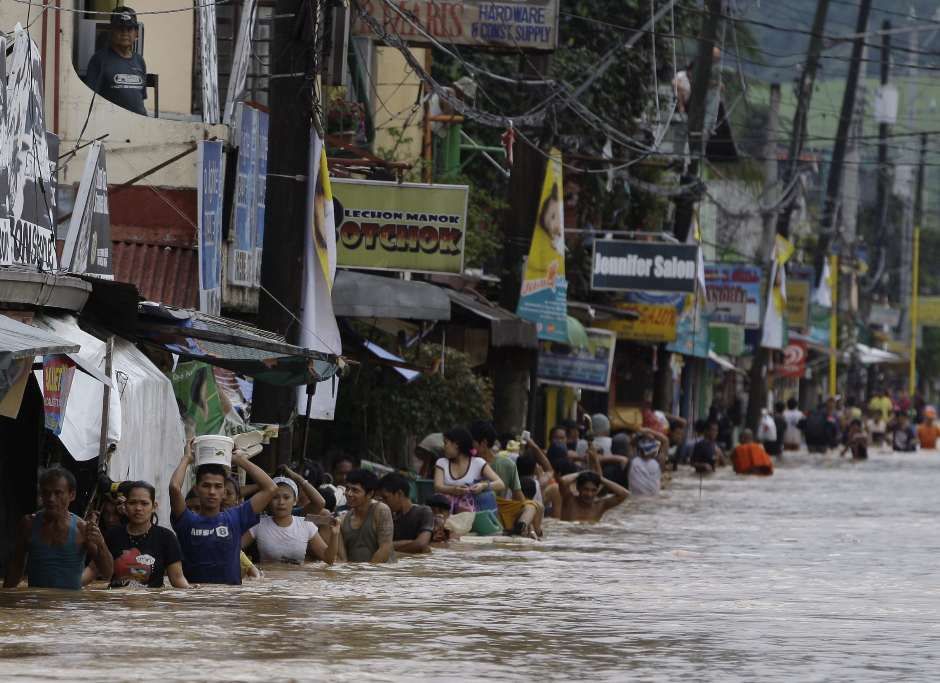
top-left (272, 476), bottom-right (298, 498)
top-left (111, 6), bottom-right (139, 28)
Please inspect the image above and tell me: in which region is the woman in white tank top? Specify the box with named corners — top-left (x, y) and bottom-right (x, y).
top-left (434, 427), bottom-right (505, 497)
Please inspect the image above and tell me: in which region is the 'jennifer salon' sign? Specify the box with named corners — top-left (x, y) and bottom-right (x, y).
top-left (591, 240), bottom-right (699, 294)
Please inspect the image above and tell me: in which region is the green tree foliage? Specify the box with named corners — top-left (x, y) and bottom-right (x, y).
top-left (333, 344), bottom-right (493, 465)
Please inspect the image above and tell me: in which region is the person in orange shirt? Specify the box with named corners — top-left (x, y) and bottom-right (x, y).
top-left (731, 429), bottom-right (774, 476)
top-left (917, 407), bottom-right (940, 449)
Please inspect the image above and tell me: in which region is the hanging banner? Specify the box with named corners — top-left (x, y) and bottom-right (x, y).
top-left (333, 178), bottom-right (468, 275)
top-left (198, 0), bottom-right (220, 123)
top-left (297, 132), bottom-right (342, 421)
top-left (704, 262), bottom-right (761, 328)
top-left (42, 355), bottom-right (76, 435)
top-left (666, 294), bottom-right (710, 358)
top-left (592, 240), bottom-right (699, 294)
top-left (778, 340), bottom-right (807, 379)
top-left (61, 141), bottom-right (113, 278)
top-left (0, 29), bottom-right (57, 271)
top-left (538, 328), bottom-right (616, 392)
top-left (517, 148), bottom-right (567, 342)
top-left (229, 105), bottom-right (269, 287)
top-left (197, 141), bottom-right (224, 315)
top-left (172, 361), bottom-right (225, 438)
top-left (222, 0), bottom-right (258, 125)
top-left (808, 303), bottom-right (830, 348)
top-left (786, 265), bottom-right (813, 331)
top-left (352, 0), bottom-right (560, 51)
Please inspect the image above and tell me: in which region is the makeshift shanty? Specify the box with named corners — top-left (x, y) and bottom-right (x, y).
top-left (32, 315), bottom-right (185, 528)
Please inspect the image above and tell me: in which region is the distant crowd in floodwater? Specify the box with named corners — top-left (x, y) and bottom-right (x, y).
top-left (5, 388), bottom-right (937, 590)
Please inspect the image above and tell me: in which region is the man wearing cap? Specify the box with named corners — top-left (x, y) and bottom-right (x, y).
top-left (85, 6), bottom-right (148, 116)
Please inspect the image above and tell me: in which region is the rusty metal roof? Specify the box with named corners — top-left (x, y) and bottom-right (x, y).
top-left (112, 241), bottom-right (198, 309)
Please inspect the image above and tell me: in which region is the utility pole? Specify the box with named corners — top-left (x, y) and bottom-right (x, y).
top-left (745, 83), bottom-right (781, 430)
top-left (899, 11), bottom-right (919, 339)
top-left (775, 0), bottom-right (831, 239)
top-left (672, 0), bottom-right (723, 243)
top-left (909, 132), bottom-right (928, 394)
top-left (812, 0), bottom-right (872, 401)
top-left (873, 20), bottom-right (893, 297)
top-left (254, 0), bottom-right (316, 468)
top-left (814, 0), bottom-right (872, 278)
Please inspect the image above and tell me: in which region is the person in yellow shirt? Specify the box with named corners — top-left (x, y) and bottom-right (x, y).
top-left (868, 390), bottom-right (894, 423)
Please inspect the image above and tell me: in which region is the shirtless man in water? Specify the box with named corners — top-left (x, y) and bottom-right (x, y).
top-left (558, 451), bottom-right (630, 522)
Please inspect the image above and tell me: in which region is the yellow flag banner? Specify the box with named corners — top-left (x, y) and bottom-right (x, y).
top-left (516, 148), bottom-right (568, 342)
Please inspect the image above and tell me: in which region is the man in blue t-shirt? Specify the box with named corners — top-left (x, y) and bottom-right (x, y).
top-left (169, 444), bottom-right (276, 585)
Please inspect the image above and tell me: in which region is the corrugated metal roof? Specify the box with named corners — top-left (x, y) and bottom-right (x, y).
top-left (112, 241), bottom-right (198, 309)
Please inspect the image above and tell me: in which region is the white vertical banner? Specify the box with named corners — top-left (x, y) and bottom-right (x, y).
top-left (296, 132), bottom-right (341, 420)
top-left (198, 1), bottom-right (220, 124)
top-left (223, 0), bottom-right (258, 126)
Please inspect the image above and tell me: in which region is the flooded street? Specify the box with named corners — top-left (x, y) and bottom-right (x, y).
top-left (3, 451), bottom-right (939, 682)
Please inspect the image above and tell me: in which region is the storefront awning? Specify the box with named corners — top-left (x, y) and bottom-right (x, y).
top-left (333, 270), bottom-right (451, 321)
top-left (854, 343), bottom-right (904, 366)
top-left (447, 290), bottom-right (537, 349)
top-left (0, 314), bottom-right (79, 369)
top-left (133, 303), bottom-right (342, 386)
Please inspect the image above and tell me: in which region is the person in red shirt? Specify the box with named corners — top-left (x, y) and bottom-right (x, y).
top-left (731, 429), bottom-right (774, 476)
top-left (917, 407), bottom-right (940, 449)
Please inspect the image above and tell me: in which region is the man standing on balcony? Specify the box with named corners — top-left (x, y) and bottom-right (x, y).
top-left (85, 6), bottom-right (147, 117)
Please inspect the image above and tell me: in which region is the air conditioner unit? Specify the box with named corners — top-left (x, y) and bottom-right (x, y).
top-left (75, 19), bottom-right (145, 78)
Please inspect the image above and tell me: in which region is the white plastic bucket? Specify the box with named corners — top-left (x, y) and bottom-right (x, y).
top-left (193, 435), bottom-right (234, 468)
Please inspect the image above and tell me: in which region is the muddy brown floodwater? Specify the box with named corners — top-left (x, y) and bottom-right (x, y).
top-left (2, 450), bottom-right (940, 681)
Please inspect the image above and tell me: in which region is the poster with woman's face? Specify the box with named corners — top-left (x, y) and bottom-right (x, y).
top-left (538, 183), bottom-right (564, 256)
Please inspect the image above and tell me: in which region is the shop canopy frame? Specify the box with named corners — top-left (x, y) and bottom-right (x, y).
top-left (133, 303), bottom-right (343, 386)
top-left (0, 314), bottom-right (79, 369)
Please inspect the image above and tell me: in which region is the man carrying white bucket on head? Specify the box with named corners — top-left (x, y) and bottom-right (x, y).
top-left (169, 436), bottom-right (277, 585)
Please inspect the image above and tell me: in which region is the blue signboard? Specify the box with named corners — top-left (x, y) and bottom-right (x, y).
top-left (538, 328), bottom-right (616, 392)
top-left (229, 104), bottom-right (269, 287)
top-left (198, 140), bottom-right (224, 315)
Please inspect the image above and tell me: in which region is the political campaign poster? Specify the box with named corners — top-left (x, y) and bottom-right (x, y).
top-left (592, 240), bottom-right (699, 294)
top-left (197, 141), bottom-right (224, 315)
top-left (538, 328), bottom-right (616, 392)
top-left (334, 178), bottom-right (468, 274)
top-left (704, 263), bottom-right (761, 328)
top-left (352, 0), bottom-right (560, 51)
top-left (42, 355), bottom-right (76, 435)
top-left (516, 148), bottom-right (567, 342)
top-left (61, 142), bottom-right (113, 278)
